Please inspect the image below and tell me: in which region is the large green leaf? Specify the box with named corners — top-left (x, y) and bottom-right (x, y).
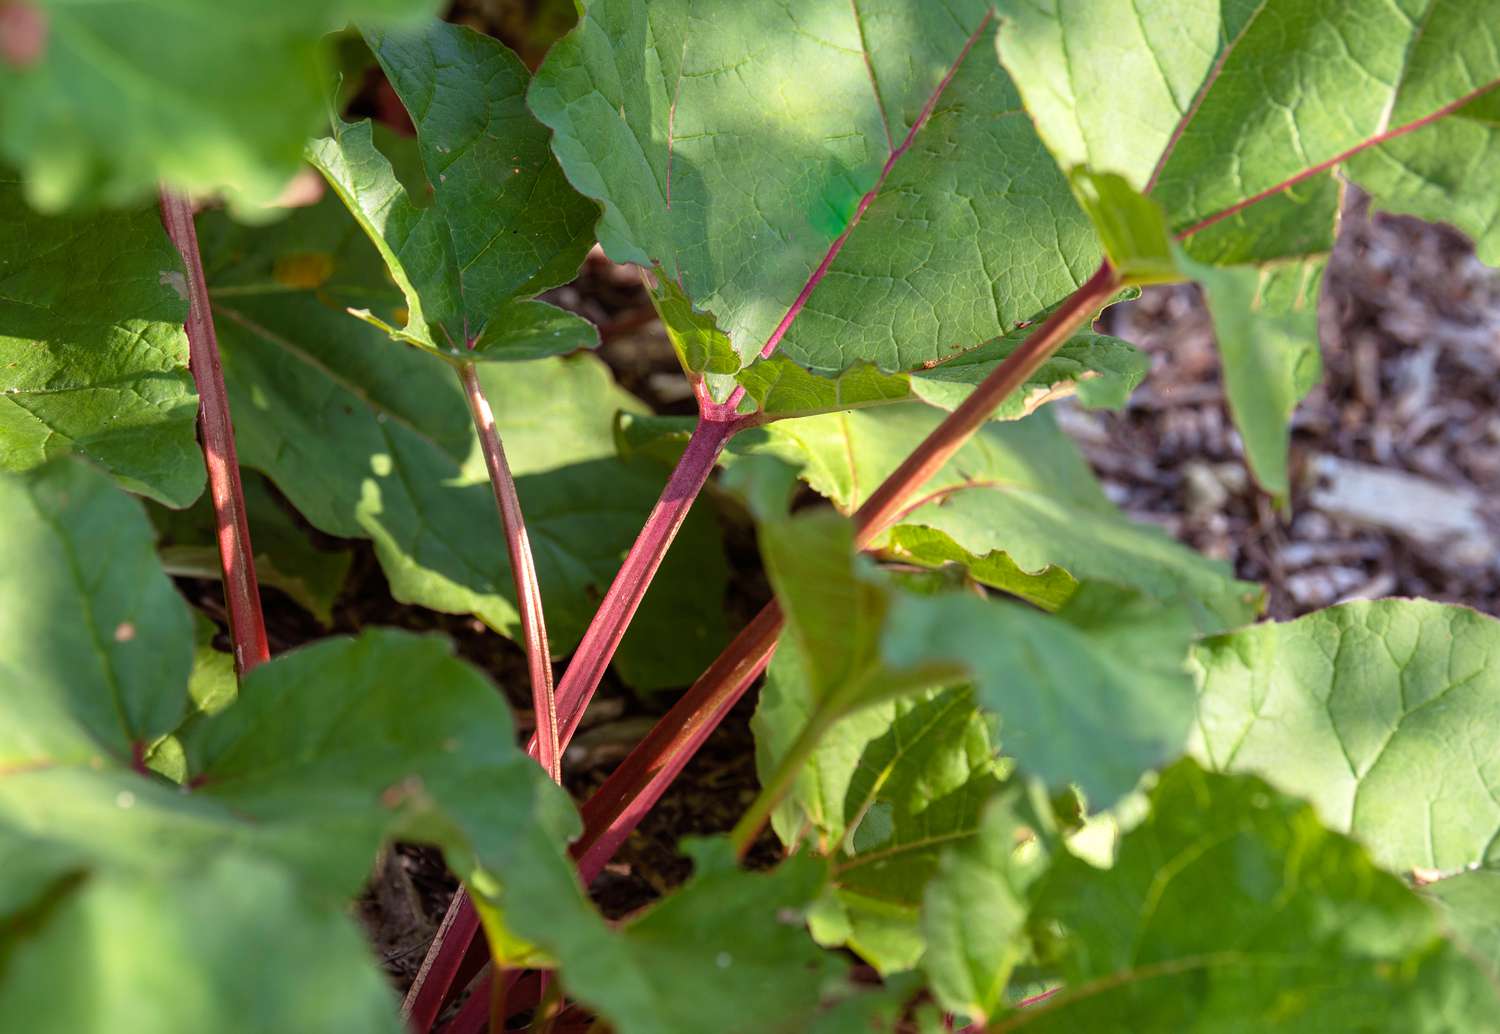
top-left (0, 174), bottom-right (201, 506)
top-left (308, 20), bottom-right (597, 361)
top-left (0, 0), bottom-right (435, 211)
top-left (993, 0), bottom-right (1500, 493)
top-left (734, 403), bottom-right (1261, 631)
top-left (530, 0), bottom-right (1132, 415)
top-left (0, 837), bottom-right (405, 1034)
top-left (199, 195), bottom-right (728, 688)
top-left (1192, 599), bottom-right (1500, 875)
top-left (1002, 760), bottom-right (1500, 1032)
top-left (0, 458), bottom-right (590, 1032)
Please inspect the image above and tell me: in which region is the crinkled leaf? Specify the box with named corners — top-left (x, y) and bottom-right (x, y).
top-left (736, 325), bottom-right (1146, 422)
top-left (0, 1), bottom-right (437, 211)
top-left (1005, 760), bottom-right (1500, 1032)
top-left (200, 195), bottom-right (728, 687)
top-left (1192, 599), bottom-right (1500, 874)
top-left (754, 660), bottom-right (1003, 972)
top-left (531, 0), bottom-right (1123, 413)
top-left (994, 0), bottom-right (1500, 491)
top-left (307, 20), bottom-right (597, 361)
top-left (152, 472), bottom-right (351, 626)
top-left (734, 403), bottom-right (1261, 631)
top-left (0, 174), bottom-right (200, 506)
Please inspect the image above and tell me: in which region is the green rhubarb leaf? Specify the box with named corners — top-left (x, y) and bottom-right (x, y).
top-left (735, 403), bottom-right (1261, 631)
top-left (0, 839), bottom-right (406, 1034)
top-left (0, 460), bottom-right (193, 767)
top-left (307, 20), bottom-right (597, 361)
top-left (735, 323), bottom-right (1147, 422)
top-left (748, 495), bottom-right (1197, 972)
top-left (1184, 253), bottom-right (1325, 500)
top-left (0, 0), bottom-right (437, 211)
top-left (533, 838), bottom-right (856, 1034)
top-left (1426, 868), bottom-right (1500, 982)
top-left (752, 491), bottom-right (1199, 808)
top-left (1005, 759), bottom-right (1500, 1032)
top-left (0, 458), bottom-right (599, 1030)
top-left (151, 472), bottom-right (352, 626)
top-left (530, 0), bottom-right (1125, 414)
top-left (650, 277), bottom-right (742, 377)
top-left (199, 194), bottom-right (728, 688)
top-left (881, 583), bottom-right (1199, 808)
top-left (922, 785), bottom-right (1048, 1024)
top-left (1192, 599), bottom-right (1500, 875)
top-left (0, 173), bottom-right (201, 507)
top-left (994, 0), bottom-right (1500, 493)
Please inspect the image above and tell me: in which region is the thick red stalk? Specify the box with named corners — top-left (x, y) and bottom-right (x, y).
top-left (158, 190), bottom-right (269, 675)
top-left (579, 261), bottom-right (1122, 864)
top-left (547, 413), bottom-right (740, 741)
top-left (406, 411), bottom-right (739, 1029)
top-left (458, 361), bottom-right (560, 782)
top-left (571, 603), bottom-right (785, 881)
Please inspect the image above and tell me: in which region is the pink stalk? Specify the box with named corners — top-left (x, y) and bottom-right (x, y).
top-left (547, 411), bottom-right (742, 741)
top-left (578, 261), bottom-right (1123, 869)
top-left (403, 362), bottom-right (563, 1029)
top-left (458, 361), bottom-right (561, 782)
top-left (158, 190), bottom-right (269, 675)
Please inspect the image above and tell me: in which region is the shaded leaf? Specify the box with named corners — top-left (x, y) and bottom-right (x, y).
top-left (530, 0), bottom-right (1122, 414)
top-left (734, 403), bottom-right (1261, 631)
top-left (200, 194), bottom-right (728, 687)
top-left (535, 839), bottom-right (853, 1034)
top-left (922, 786), bottom-right (1047, 1024)
top-left (0, 460), bottom-right (192, 767)
top-left (754, 659), bottom-right (1003, 972)
top-left (0, 0), bottom-right (437, 210)
top-left (152, 472), bottom-right (352, 626)
top-left (0, 174), bottom-right (200, 506)
top-left (1002, 760), bottom-right (1500, 1032)
top-left (753, 493), bottom-right (1198, 812)
top-left (0, 458), bottom-right (590, 1030)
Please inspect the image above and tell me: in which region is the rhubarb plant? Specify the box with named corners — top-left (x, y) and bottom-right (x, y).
top-left (4, 1), bottom-right (1500, 1033)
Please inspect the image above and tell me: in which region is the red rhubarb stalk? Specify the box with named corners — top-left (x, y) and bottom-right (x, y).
top-left (458, 361), bottom-right (561, 782)
top-left (158, 190), bottom-right (269, 675)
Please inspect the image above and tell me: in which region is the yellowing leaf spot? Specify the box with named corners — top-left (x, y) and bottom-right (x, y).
top-left (113, 621), bottom-right (135, 642)
top-left (273, 252), bottom-right (335, 290)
